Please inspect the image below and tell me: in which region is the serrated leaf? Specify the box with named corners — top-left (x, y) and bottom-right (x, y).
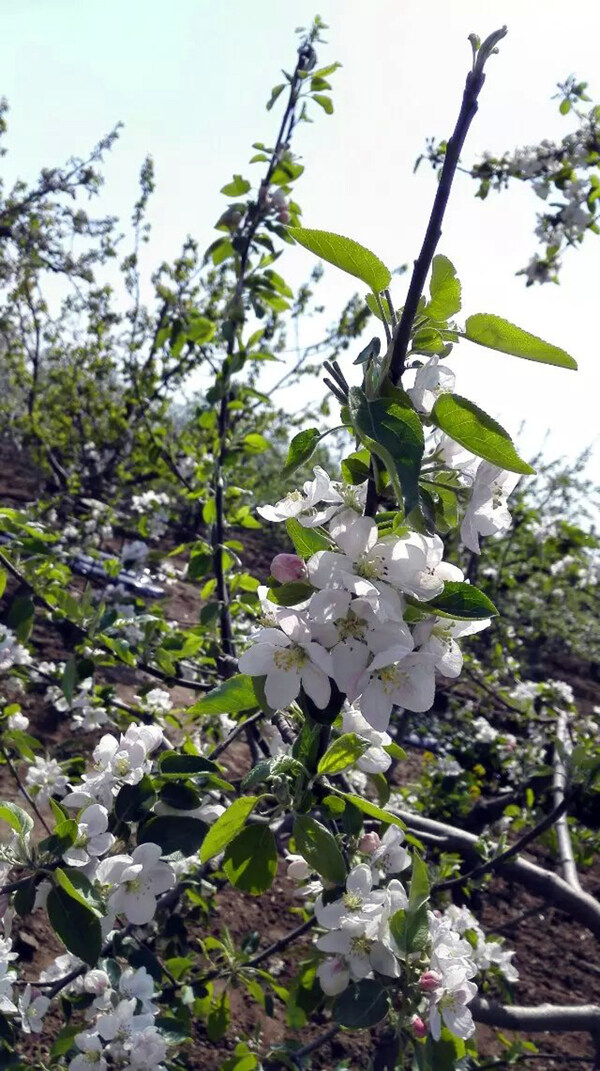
top-left (317, 733), bottom-right (371, 775)
top-left (200, 796), bottom-right (259, 862)
top-left (223, 824), bottom-right (277, 894)
top-left (293, 815), bottom-right (347, 884)
top-left (333, 979), bottom-right (390, 1029)
top-left (464, 313), bottom-right (577, 370)
top-left (187, 674), bottom-right (258, 716)
top-left (283, 428), bottom-right (321, 477)
top-left (288, 227), bottom-right (391, 293)
top-left (424, 255), bottom-right (461, 320)
top-left (0, 801), bottom-right (33, 836)
top-left (431, 394), bottom-right (534, 475)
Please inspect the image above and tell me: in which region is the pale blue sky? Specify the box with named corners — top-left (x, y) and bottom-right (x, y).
top-left (3, 1), bottom-right (600, 472)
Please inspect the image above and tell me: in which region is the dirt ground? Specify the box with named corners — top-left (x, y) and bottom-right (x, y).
top-left (1, 445), bottom-right (599, 1069)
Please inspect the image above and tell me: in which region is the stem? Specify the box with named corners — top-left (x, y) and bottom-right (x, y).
top-left (389, 29), bottom-right (506, 383)
top-left (553, 709), bottom-right (581, 890)
top-left (0, 745), bottom-right (51, 836)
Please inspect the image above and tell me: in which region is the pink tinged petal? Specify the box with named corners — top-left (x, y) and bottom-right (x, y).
top-left (265, 668), bottom-right (301, 710)
top-left (300, 664), bottom-right (331, 708)
top-left (317, 957), bottom-right (350, 996)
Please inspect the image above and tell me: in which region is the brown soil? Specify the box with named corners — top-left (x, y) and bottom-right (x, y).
top-left (1, 447), bottom-right (600, 1069)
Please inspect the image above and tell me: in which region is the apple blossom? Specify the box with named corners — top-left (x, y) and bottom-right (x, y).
top-left (461, 461), bottom-right (521, 553)
top-left (239, 616), bottom-right (333, 710)
top-left (270, 553), bottom-right (308, 583)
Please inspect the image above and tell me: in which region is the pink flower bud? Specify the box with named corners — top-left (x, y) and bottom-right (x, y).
top-left (419, 969), bottom-right (442, 993)
top-left (277, 208), bottom-right (291, 224)
top-left (270, 553), bottom-right (307, 584)
top-left (411, 1014), bottom-right (428, 1039)
top-left (358, 832), bottom-right (382, 855)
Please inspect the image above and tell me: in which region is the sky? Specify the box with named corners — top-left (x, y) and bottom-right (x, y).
top-left (3, 0), bottom-right (600, 477)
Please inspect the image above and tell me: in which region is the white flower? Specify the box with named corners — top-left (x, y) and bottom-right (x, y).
top-left (370, 827), bottom-right (410, 881)
top-left (428, 966), bottom-right (477, 1041)
top-left (285, 853), bottom-right (312, 882)
top-left (0, 627), bottom-right (31, 672)
top-left (461, 462), bottom-right (521, 553)
top-left (63, 804), bottom-right (115, 867)
top-left (413, 616), bottom-right (491, 678)
top-left (239, 614), bottom-right (333, 710)
top-left (69, 1032), bottom-right (108, 1071)
top-left (26, 756), bottom-right (68, 803)
top-left (389, 531), bottom-right (463, 602)
top-left (125, 1026), bottom-right (168, 1068)
top-left (7, 711), bottom-right (29, 731)
top-left (103, 843), bottom-right (175, 925)
top-left (315, 865), bottom-right (386, 929)
top-left (407, 355), bottom-right (455, 414)
top-left (138, 688), bottom-right (173, 716)
top-left (119, 966), bottom-right (156, 1012)
top-left (355, 652), bottom-right (436, 730)
top-left (19, 984), bottom-right (50, 1033)
top-left (258, 467), bottom-right (342, 527)
top-left (316, 955), bottom-right (350, 995)
top-left (97, 997), bottom-right (153, 1042)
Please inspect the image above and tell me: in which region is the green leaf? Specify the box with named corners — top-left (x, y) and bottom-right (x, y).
top-left (158, 753), bottom-right (221, 776)
top-left (312, 93), bottom-right (334, 114)
top-left (266, 582), bottom-right (314, 606)
top-left (61, 657), bottom-right (77, 705)
top-left (425, 1031), bottom-right (466, 1070)
top-left (333, 979), bottom-right (390, 1029)
top-left (288, 227), bottom-right (391, 293)
top-left (114, 775), bottom-right (157, 823)
top-left (409, 853), bottom-right (430, 912)
top-left (285, 517), bottom-right (330, 557)
top-left (223, 824), bottom-right (278, 894)
top-left (293, 815), bottom-right (346, 885)
top-left (54, 868), bottom-right (103, 916)
top-left (349, 386), bottom-right (424, 513)
top-left (338, 793), bottom-right (405, 829)
top-left (317, 733), bottom-right (371, 775)
top-left (50, 1024), bottom-right (82, 1060)
top-left (187, 316), bottom-right (216, 345)
top-left (424, 255), bottom-right (461, 320)
top-left (47, 885), bottom-right (102, 967)
top-left (7, 594), bottom-right (34, 643)
top-left (283, 428), bottom-right (321, 477)
top-left (187, 674), bottom-right (258, 716)
top-left (464, 313), bottom-right (577, 370)
top-left (0, 801), bottom-right (33, 837)
top-left (138, 815), bottom-right (207, 855)
top-left (221, 175), bottom-right (251, 197)
top-left (266, 83), bottom-right (285, 111)
top-left (243, 432), bottom-right (270, 454)
top-left (417, 580), bottom-right (498, 620)
top-left (430, 394), bottom-right (534, 475)
top-left (200, 796), bottom-right (259, 862)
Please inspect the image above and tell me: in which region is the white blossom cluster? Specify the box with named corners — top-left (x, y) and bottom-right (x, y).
top-left (241, 467), bottom-right (495, 733)
top-left (0, 627), bottom-right (32, 674)
top-left (46, 676), bottom-right (110, 733)
top-left (130, 491), bottom-right (171, 541)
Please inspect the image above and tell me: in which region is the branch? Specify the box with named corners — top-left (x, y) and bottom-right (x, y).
top-left (472, 996), bottom-right (600, 1033)
top-left (392, 808), bottom-right (600, 940)
top-left (553, 709), bottom-right (582, 890)
top-left (389, 28), bottom-right (507, 383)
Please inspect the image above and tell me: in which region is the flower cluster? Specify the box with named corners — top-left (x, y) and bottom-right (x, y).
top-left (242, 469), bottom-right (493, 732)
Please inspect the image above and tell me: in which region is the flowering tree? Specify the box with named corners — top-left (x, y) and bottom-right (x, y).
top-left (0, 18), bottom-right (598, 1071)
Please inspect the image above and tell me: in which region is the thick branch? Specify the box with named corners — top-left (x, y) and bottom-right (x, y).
top-left (553, 709), bottom-right (582, 890)
top-left (393, 808), bottom-right (600, 940)
top-left (472, 997), bottom-right (600, 1033)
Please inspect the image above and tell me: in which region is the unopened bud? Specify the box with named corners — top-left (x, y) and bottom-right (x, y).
top-left (411, 1014), bottom-right (428, 1039)
top-left (419, 969), bottom-right (442, 993)
top-left (270, 553), bottom-right (307, 584)
top-left (277, 208), bottom-right (291, 224)
top-left (358, 832), bottom-right (381, 855)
